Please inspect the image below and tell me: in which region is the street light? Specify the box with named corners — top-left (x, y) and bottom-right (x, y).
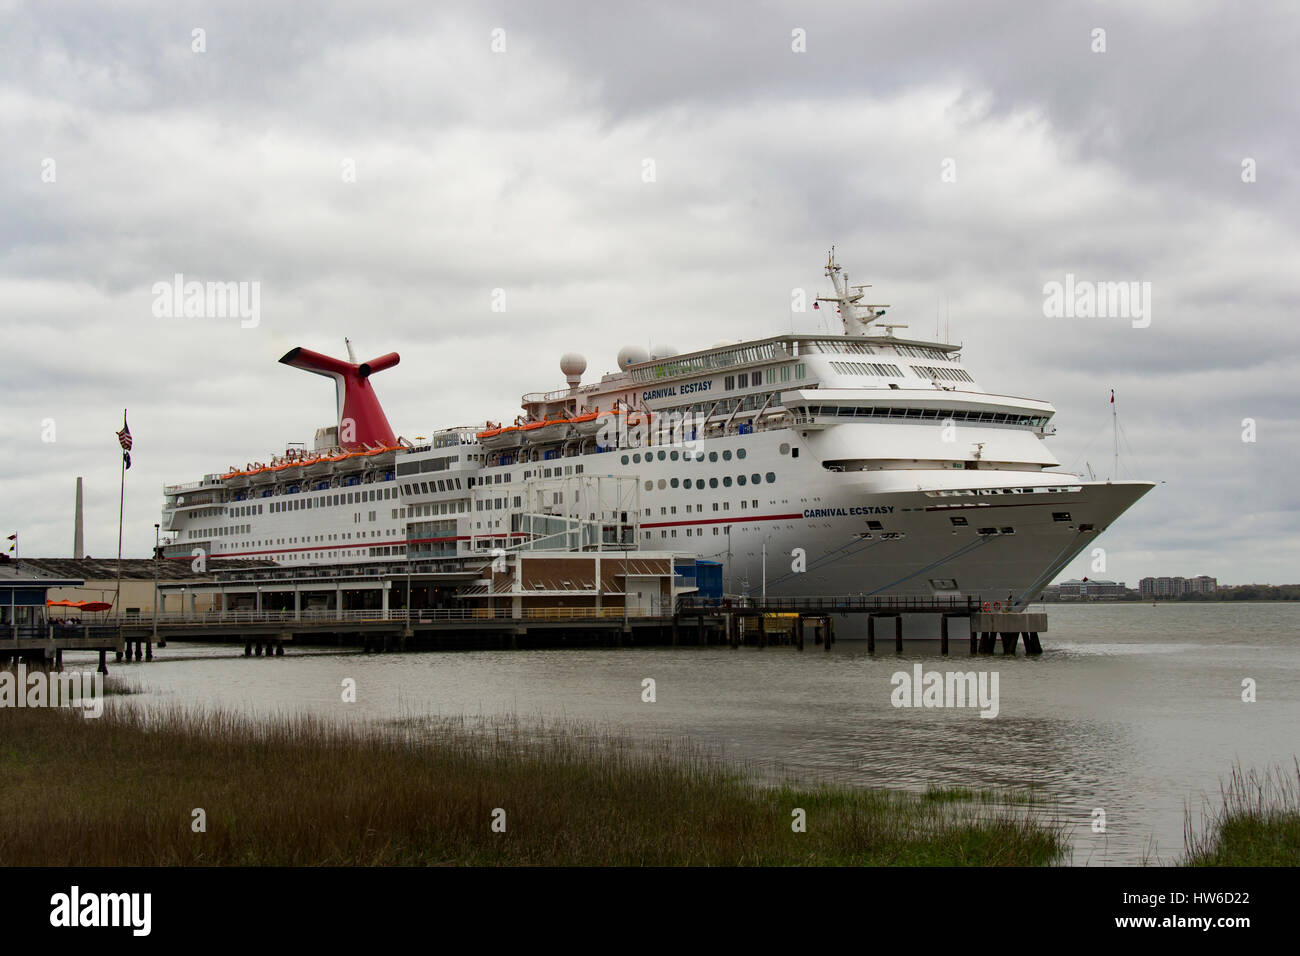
top-left (153, 523), bottom-right (164, 646)
top-left (761, 533), bottom-right (773, 604)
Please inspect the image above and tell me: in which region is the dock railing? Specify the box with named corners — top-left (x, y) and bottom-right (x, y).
top-left (118, 607), bottom-right (671, 626)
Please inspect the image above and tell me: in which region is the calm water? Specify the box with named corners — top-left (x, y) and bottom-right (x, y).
top-left (68, 602), bottom-right (1300, 865)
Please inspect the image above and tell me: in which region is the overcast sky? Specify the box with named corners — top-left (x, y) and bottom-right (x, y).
top-left (2, 0), bottom-right (1296, 585)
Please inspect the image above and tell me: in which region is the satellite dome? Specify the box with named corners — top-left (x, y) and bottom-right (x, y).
top-left (650, 344), bottom-right (679, 360)
top-left (559, 352), bottom-right (587, 378)
top-left (617, 345), bottom-right (650, 369)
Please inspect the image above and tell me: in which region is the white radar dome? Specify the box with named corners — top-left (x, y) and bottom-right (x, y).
top-left (650, 345), bottom-right (679, 360)
top-left (617, 345), bottom-right (650, 369)
top-left (559, 352), bottom-right (587, 382)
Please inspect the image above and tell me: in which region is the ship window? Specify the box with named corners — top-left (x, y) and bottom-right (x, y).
top-left (645, 481), bottom-right (653, 491)
top-left (722, 450), bottom-right (732, 461)
top-left (723, 477), bottom-right (732, 487)
top-left (737, 475), bottom-right (747, 486)
top-left (765, 472), bottom-right (776, 483)
top-left (633, 454), bottom-right (641, 464)
top-left (709, 452), bottom-right (718, 462)
top-left (867, 521), bottom-right (883, 531)
top-left (791, 448), bottom-right (799, 458)
top-left (709, 478), bottom-right (719, 488)
top-left (1000, 527), bottom-right (1015, 534)
top-left (670, 478), bottom-right (679, 488)
top-left (950, 516), bottom-right (968, 526)
top-left (621, 455), bottom-right (629, 465)
top-left (658, 479), bottom-right (667, 489)
top-left (658, 451), bottom-right (666, 461)
top-left (682, 478), bottom-right (692, 489)
top-left (736, 448), bottom-right (746, 459)
top-left (737, 373), bottom-right (748, 388)
top-left (1052, 512), bottom-right (1072, 522)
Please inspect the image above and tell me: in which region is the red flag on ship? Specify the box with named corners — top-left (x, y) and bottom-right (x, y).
top-left (1110, 389), bottom-right (1115, 404)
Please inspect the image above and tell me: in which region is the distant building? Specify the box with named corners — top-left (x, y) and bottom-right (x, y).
top-left (1056, 578), bottom-right (1125, 601)
top-left (1139, 574), bottom-right (1217, 598)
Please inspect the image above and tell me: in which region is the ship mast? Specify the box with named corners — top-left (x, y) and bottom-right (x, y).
top-left (816, 247), bottom-right (896, 336)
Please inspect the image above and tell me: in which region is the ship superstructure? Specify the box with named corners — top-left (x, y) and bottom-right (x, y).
top-left (161, 253), bottom-right (1152, 625)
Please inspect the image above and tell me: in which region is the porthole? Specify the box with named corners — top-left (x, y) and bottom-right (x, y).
top-left (633, 453), bottom-right (641, 464)
top-left (658, 479), bottom-right (667, 489)
top-left (765, 472), bottom-right (776, 483)
top-left (737, 448), bottom-right (746, 459)
top-left (752, 474), bottom-right (761, 484)
top-left (709, 451), bottom-right (718, 462)
top-left (644, 480), bottom-right (653, 491)
top-left (738, 475), bottom-right (747, 486)
top-left (670, 478), bottom-right (679, 488)
top-left (722, 450), bottom-right (732, 461)
top-left (709, 478), bottom-right (719, 489)
top-left (683, 478), bottom-right (692, 489)
top-left (779, 443), bottom-right (790, 455)
top-left (670, 450), bottom-right (679, 461)
top-left (723, 477), bottom-right (733, 487)
top-left (658, 450), bottom-right (667, 461)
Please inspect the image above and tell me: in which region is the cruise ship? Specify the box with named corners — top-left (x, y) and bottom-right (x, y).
top-left (161, 253), bottom-right (1153, 633)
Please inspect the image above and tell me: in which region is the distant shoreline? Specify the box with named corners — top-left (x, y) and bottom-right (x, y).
top-left (1041, 595), bottom-right (1300, 604)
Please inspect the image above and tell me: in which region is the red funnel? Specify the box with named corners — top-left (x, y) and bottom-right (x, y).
top-left (279, 346), bottom-right (400, 449)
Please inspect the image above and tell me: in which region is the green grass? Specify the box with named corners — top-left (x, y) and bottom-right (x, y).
top-left (1183, 762), bottom-right (1300, 866)
top-left (0, 704), bottom-right (1068, 866)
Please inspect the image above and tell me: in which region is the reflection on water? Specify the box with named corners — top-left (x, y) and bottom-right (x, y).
top-left (64, 602), bottom-right (1300, 866)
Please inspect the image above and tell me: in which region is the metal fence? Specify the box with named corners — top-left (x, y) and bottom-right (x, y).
top-left (120, 606), bottom-right (671, 626)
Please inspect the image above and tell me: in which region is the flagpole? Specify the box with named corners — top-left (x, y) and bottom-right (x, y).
top-left (116, 409), bottom-right (126, 627)
top-left (1112, 391), bottom-right (1118, 481)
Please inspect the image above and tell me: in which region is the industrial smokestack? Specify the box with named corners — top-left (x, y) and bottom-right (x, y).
top-left (73, 477), bottom-right (84, 559)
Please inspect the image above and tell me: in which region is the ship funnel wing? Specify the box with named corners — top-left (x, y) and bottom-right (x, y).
top-left (279, 346), bottom-right (400, 449)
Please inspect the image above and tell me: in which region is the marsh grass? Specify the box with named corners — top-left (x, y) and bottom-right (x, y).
top-left (0, 703), bottom-right (1068, 866)
top-left (1183, 761), bottom-right (1300, 866)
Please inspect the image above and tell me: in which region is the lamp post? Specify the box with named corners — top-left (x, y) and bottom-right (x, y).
top-left (153, 523), bottom-right (163, 646)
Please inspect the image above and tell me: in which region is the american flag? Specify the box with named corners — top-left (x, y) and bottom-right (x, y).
top-left (117, 412), bottom-right (132, 470)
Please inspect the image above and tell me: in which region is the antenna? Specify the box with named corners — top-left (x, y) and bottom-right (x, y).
top-left (816, 247), bottom-right (891, 336)
top-left (344, 337), bottom-right (357, 363)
